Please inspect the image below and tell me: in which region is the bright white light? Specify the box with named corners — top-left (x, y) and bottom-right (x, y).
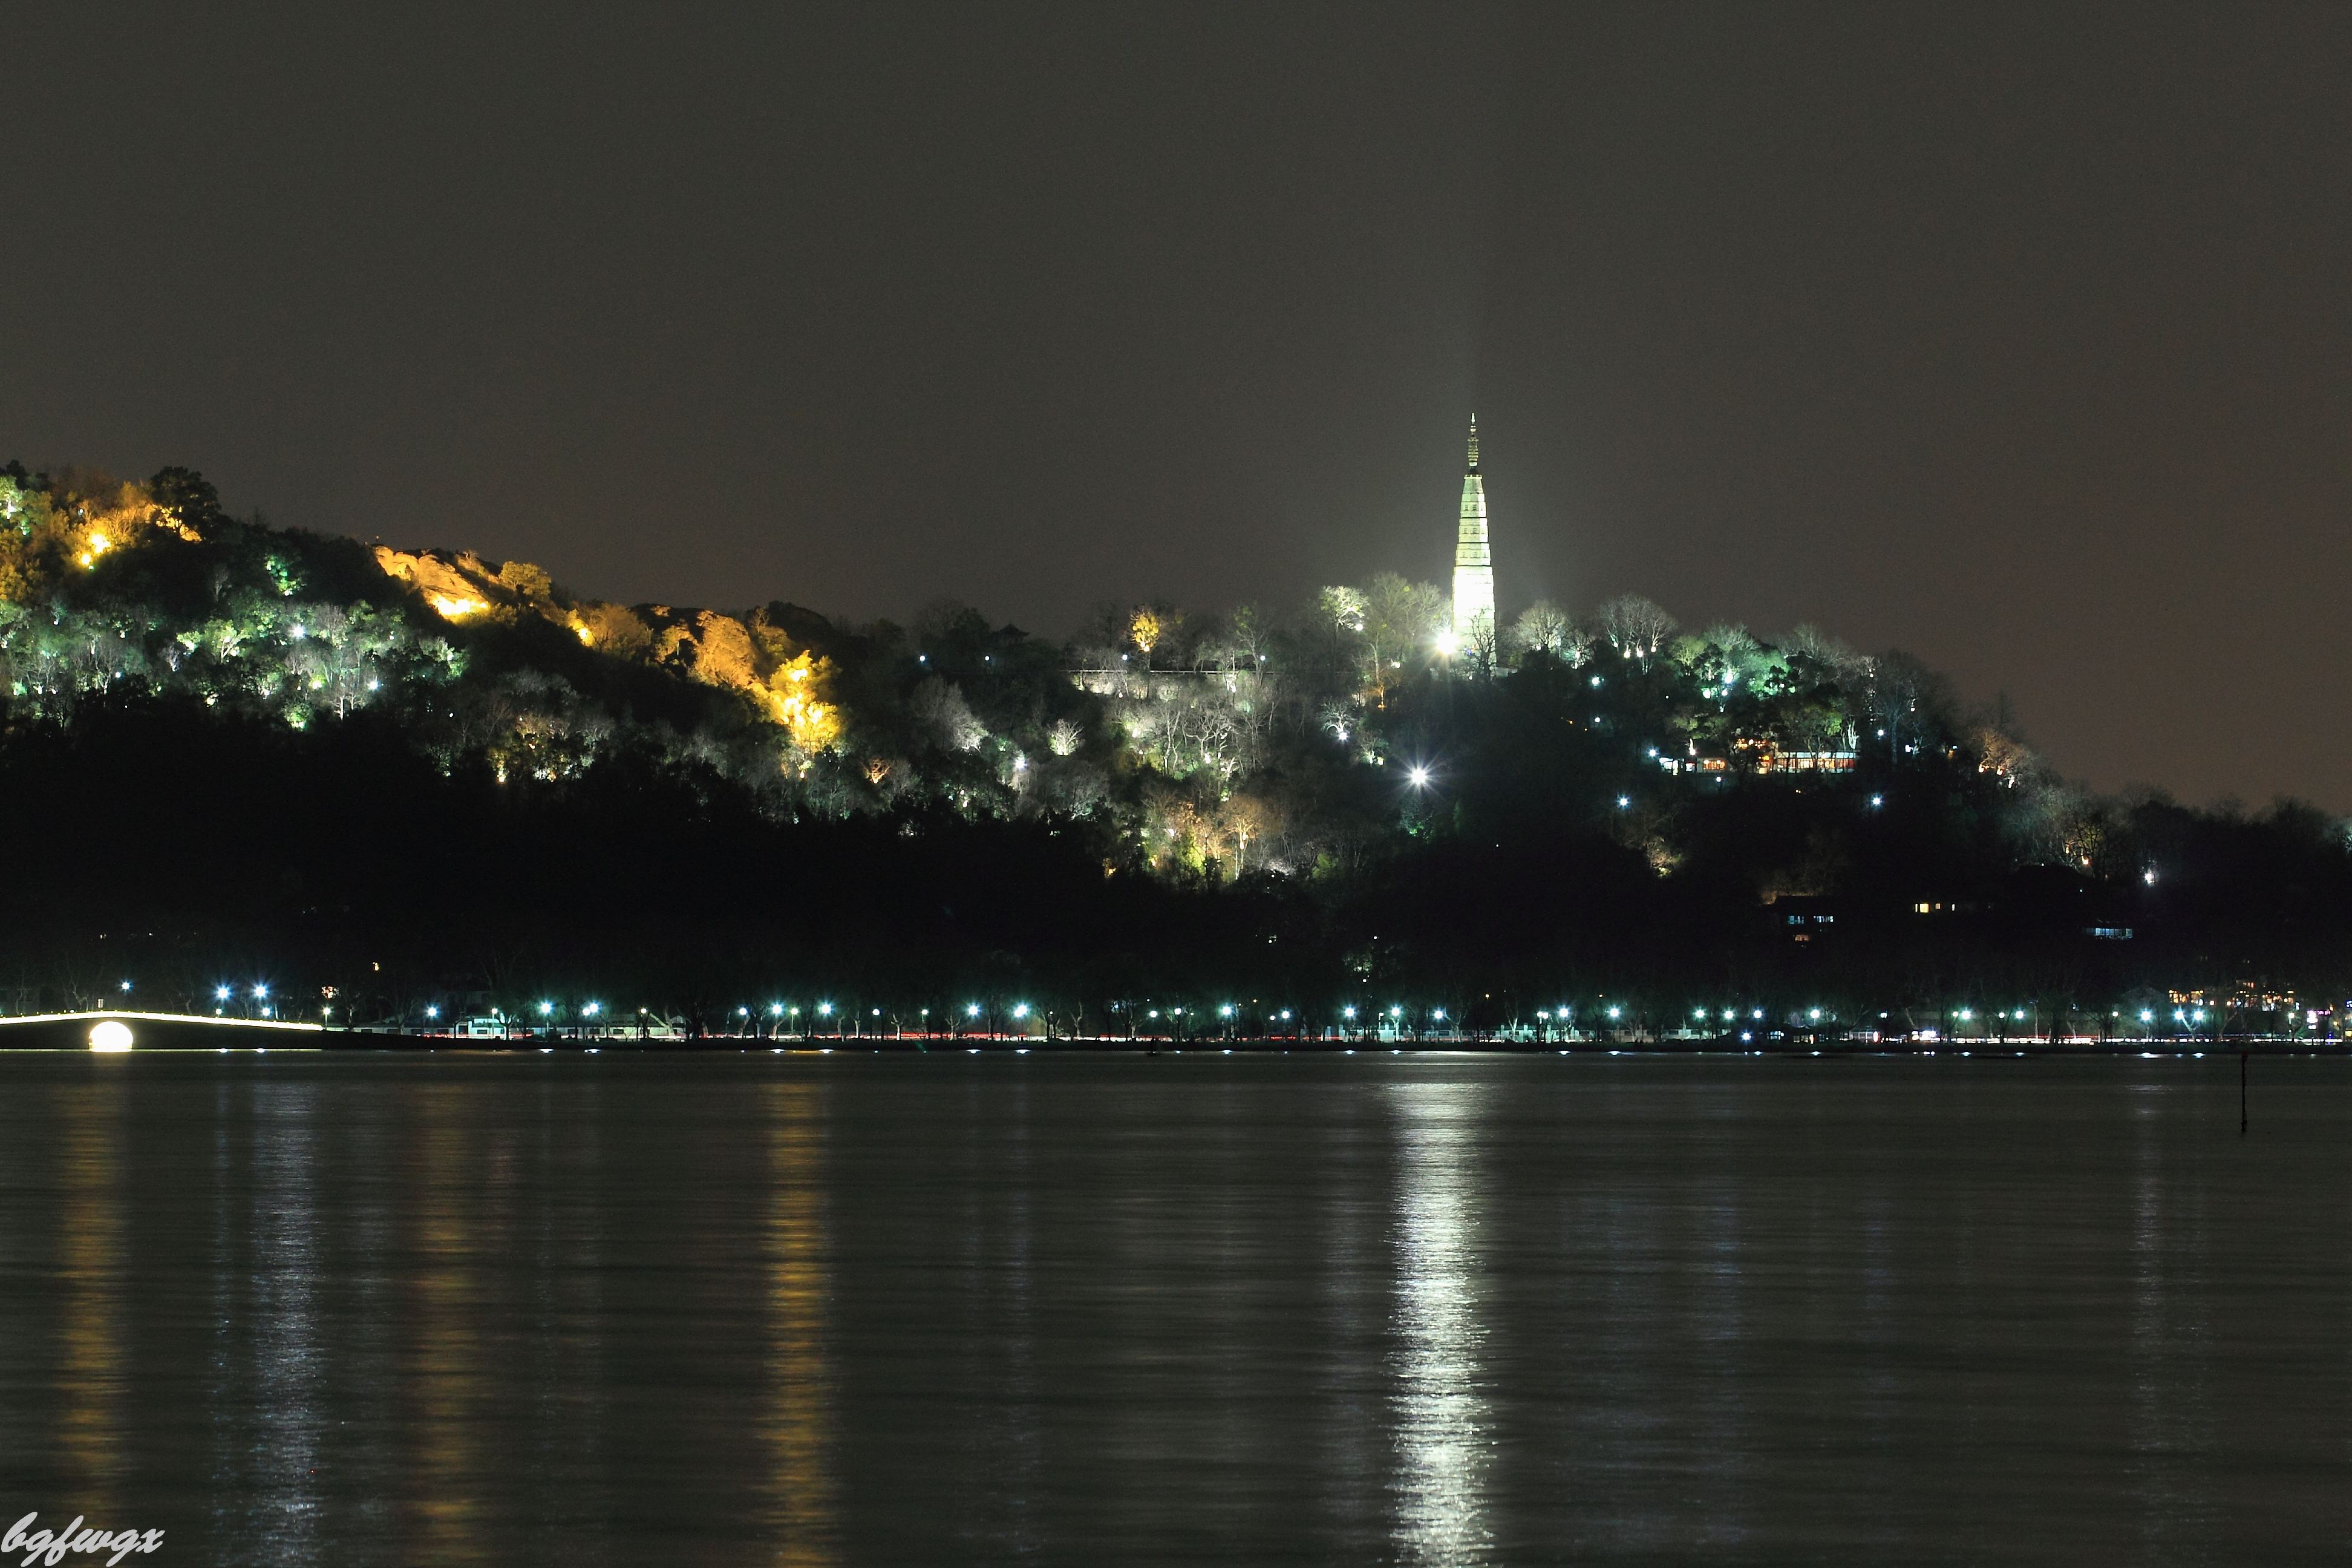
top-left (818, 1002), bottom-right (834, 1016)
top-left (1408, 765), bottom-right (1431, 788)
top-left (2143, 869), bottom-right (2157, 884)
top-left (252, 984), bottom-right (269, 999)
top-left (1616, 795), bottom-right (1630, 809)
top-left (88, 1021), bottom-right (133, 1053)
top-left (1219, 1004), bottom-right (1234, 1018)
top-left (584, 1002), bottom-right (601, 1016)
top-left (1607, 1005), bottom-right (1621, 1019)
top-left (538, 1001), bottom-right (554, 1016)
top-left (967, 1003), bottom-right (981, 1018)
top-left (1433, 630), bottom-right (1459, 658)
top-left (1809, 1008), bottom-right (1821, 1020)
top-left (425, 1005), bottom-right (439, 1019)
top-left (215, 985), bottom-right (231, 1001)
top-left (1013, 1004), bottom-right (1030, 1019)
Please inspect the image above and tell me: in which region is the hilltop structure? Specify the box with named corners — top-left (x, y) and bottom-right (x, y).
top-left (1451, 414), bottom-right (1495, 650)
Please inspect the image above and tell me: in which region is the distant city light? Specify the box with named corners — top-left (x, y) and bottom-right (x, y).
top-left (818, 1002), bottom-right (834, 1016)
top-left (252, 984), bottom-right (268, 999)
top-left (968, 1003), bottom-right (982, 1018)
top-left (215, 985), bottom-right (232, 1001)
top-left (584, 1002), bottom-right (601, 1016)
top-left (1012, 1004), bottom-right (1030, 1019)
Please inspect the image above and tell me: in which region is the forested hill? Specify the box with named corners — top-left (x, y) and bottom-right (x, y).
top-left (4, 462), bottom-right (2345, 1033)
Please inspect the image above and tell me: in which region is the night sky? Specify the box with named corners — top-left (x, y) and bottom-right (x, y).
top-left (4, 4), bottom-right (2347, 809)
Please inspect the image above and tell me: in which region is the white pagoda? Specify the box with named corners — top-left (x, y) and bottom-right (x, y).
top-left (1451, 414), bottom-right (1495, 647)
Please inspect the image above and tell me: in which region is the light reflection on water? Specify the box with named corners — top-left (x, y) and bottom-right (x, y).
top-left (408, 1090), bottom-right (484, 1563)
top-left (56, 1079), bottom-right (125, 1512)
top-left (1388, 1082), bottom-right (1492, 1564)
top-left (0, 1052), bottom-right (2348, 1565)
top-left (766, 1080), bottom-right (837, 1566)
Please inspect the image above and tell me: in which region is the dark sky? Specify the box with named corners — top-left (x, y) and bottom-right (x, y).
top-left (5, 4), bottom-right (2347, 809)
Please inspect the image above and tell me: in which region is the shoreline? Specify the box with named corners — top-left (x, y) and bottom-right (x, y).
top-left (0, 1013), bottom-right (2339, 1057)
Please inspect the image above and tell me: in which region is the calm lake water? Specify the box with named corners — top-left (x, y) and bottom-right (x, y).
top-left (0, 1050), bottom-right (2346, 1565)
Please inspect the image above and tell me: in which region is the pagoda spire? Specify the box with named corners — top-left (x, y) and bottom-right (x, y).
top-left (1451, 413), bottom-right (1495, 647)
